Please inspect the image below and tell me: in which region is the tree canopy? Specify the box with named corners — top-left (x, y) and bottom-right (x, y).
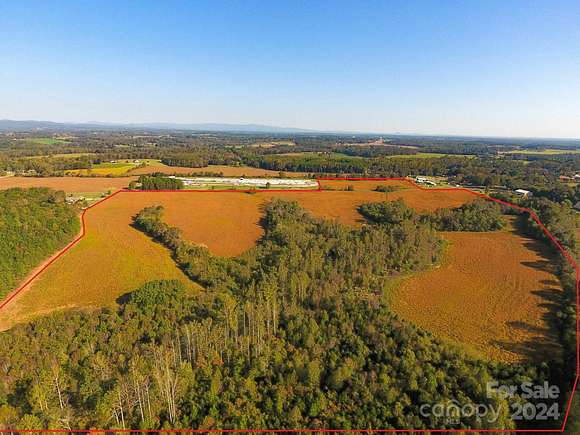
top-left (0, 188), bottom-right (79, 299)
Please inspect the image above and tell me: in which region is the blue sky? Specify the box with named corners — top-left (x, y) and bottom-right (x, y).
top-left (1, 0), bottom-right (579, 137)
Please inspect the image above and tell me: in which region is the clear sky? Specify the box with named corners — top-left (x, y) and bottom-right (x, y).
top-left (1, 0), bottom-right (579, 138)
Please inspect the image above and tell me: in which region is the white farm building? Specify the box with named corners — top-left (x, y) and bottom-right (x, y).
top-left (170, 176), bottom-right (319, 189)
top-left (514, 189), bottom-right (531, 197)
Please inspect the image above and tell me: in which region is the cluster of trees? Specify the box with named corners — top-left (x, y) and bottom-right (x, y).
top-left (1, 199), bottom-right (550, 430)
top-left (358, 198), bottom-right (505, 232)
top-left (137, 175), bottom-right (184, 190)
top-left (0, 188), bottom-right (80, 299)
top-left (429, 200), bottom-right (505, 231)
top-left (375, 184), bottom-right (397, 193)
top-left (357, 199), bottom-right (417, 225)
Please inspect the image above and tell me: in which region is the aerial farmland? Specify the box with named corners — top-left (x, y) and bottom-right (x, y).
top-left (2, 2), bottom-right (579, 429)
top-left (1, 129), bottom-right (577, 432)
top-left (0, 177), bottom-right (564, 369)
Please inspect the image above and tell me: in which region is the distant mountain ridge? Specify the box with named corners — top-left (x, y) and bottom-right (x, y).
top-left (0, 119), bottom-right (318, 134)
top-left (1, 119), bottom-right (579, 146)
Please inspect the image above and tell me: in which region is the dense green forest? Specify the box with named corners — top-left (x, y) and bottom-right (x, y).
top-left (0, 188), bottom-right (80, 299)
top-left (0, 200), bottom-right (554, 430)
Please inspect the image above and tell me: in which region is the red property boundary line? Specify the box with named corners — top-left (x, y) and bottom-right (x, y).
top-left (0, 177), bottom-right (578, 433)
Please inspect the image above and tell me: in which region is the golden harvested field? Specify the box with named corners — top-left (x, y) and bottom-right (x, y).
top-left (0, 193), bottom-right (199, 331)
top-left (391, 218), bottom-right (563, 363)
top-left (0, 176), bottom-right (136, 194)
top-left (320, 179), bottom-right (410, 191)
top-left (318, 179), bottom-right (476, 214)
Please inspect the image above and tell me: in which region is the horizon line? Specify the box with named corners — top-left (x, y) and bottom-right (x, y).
top-left (1, 117), bottom-right (580, 142)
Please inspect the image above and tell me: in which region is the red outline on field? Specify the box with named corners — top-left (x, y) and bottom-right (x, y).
top-left (0, 177), bottom-right (578, 433)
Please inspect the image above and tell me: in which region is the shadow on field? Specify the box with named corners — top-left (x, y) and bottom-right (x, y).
top-left (491, 220), bottom-right (564, 363)
top-left (491, 286), bottom-right (562, 362)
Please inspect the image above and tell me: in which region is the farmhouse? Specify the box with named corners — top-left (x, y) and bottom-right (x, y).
top-left (415, 176), bottom-right (436, 186)
top-left (65, 195), bottom-right (84, 204)
top-left (514, 189), bottom-right (531, 197)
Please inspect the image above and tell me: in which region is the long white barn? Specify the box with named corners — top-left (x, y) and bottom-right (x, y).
top-left (169, 176), bottom-right (318, 188)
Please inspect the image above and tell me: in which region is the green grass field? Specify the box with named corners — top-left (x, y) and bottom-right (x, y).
top-left (19, 137), bottom-right (70, 145)
top-left (66, 160), bottom-right (143, 176)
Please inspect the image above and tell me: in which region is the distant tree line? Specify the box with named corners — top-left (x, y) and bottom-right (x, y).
top-left (333, 145), bottom-right (417, 157)
top-left (161, 149), bottom-right (240, 168)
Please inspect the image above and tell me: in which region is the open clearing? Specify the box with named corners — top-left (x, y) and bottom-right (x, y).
top-left (18, 137), bottom-right (70, 145)
top-left (0, 180), bottom-right (564, 364)
top-left (391, 217), bottom-right (563, 363)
